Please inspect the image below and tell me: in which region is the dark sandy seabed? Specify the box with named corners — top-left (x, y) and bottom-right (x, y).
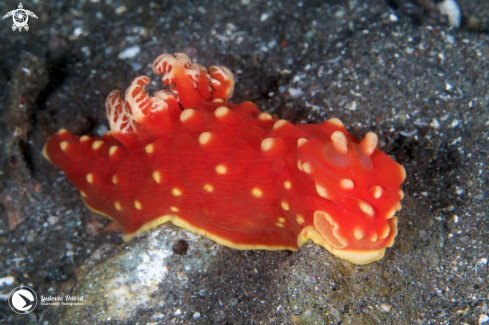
top-left (0, 0), bottom-right (488, 324)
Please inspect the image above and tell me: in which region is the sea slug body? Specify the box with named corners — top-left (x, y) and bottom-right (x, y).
top-left (44, 52), bottom-right (406, 264)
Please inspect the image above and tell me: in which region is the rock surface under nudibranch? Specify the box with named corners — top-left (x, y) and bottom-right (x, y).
top-left (44, 52), bottom-right (406, 264)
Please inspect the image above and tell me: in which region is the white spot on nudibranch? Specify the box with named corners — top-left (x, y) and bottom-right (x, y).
top-left (60, 141), bottom-right (69, 151)
top-left (216, 164), bottom-right (227, 174)
top-left (180, 109), bottom-right (196, 123)
top-left (251, 187), bottom-right (263, 198)
top-left (80, 135), bottom-right (90, 142)
top-left (204, 184), bottom-right (214, 192)
top-left (296, 214), bottom-right (305, 225)
top-left (327, 118), bottom-right (344, 127)
top-left (152, 171), bottom-right (162, 184)
top-left (112, 175), bottom-right (118, 184)
top-left (145, 144), bottom-right (154, 154)
top-left (92, 140), bottom-right (104, 150)
top-left (370, 186), bottom-right (383, 199)
top-left (86, 173), bottom-right (94, 184)
top-left (297, 138), bottom-right (308, 147)
top-left (297, 160), bottom-right (303, 171)
top-left (276, 217), bottom-right (285, 227)
top-left (281, 200), bottom-right (290, 211)
top-left (261, 138), bottom-right (275, 152)
top-left (109, 146), bottom-right (118, 156)
top-left (353, 227), bottom-right (364, 240)
top-left (199, 132), bottom-right (212, 145)
top-left (315, 183), bottom-right (329, 199)
top-left (170, 206), bottom-right (179, 212)
top-left (283, 180), bottom-right (291, 190)
top-left (172, 188), bottom-right (182, 196)
top-left (258, 112), bottom-right (272, 121)
top-left (114, 201), bottom-right (122, 211)
top-left (134, 200), bottom-right (142, 210)
top-left (302, 162), bottom-right (312, 174)
top-left (214, 106), bottom-right (230, 118)
top-left (272, 119), bottom-right (287, 130)
top-left (359, 201), bottom-right (374, 217)
top-left (340, 179), bottom-right (354, 190)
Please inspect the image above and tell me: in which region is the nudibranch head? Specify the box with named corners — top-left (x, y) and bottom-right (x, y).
top-left (297, 119), bottom-right (405, 264)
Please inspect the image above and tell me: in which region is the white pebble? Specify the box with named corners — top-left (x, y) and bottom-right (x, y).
top-left (480, 314), bottom-right (489, 325)
top-left (430, 119), bottom-right (440, 129)
top-left (0, 276), bottom-right (15, 286)
top-left (437, 0), bottom-right (461, 28)
top-left (118, 45), bottom-right (141, 60)
top-left (346, 101), bottom-right (357, 111)
top-left (94, 124), bottom-right (109, 136)
top-left (399, 129), bottom-right (418, 137)
top-left (47, 215), bottom-right (59, 225)
top-left (380, 303), bottom-right (391, 313)
top-left (115, 6), bottom-right (127, 15)
top-left (73, 27), bottom-right (83, 37)
top-left (81, 46), bottom-right (91, 57)
top-left (288, 87), bottom-right (303, 98)
top-left (451, 136), bottom-right (462, 145)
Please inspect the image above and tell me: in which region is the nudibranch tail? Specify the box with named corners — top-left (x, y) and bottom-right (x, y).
top-left (44, 52), bottom-right (406, 265)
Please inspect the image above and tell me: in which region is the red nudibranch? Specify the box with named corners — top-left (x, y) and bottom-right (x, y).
top-left (43, 52), bottom-right (406, 264)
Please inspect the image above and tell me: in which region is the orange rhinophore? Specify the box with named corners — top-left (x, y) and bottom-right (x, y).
top-left (44, 52), bottom-right (406, 264)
